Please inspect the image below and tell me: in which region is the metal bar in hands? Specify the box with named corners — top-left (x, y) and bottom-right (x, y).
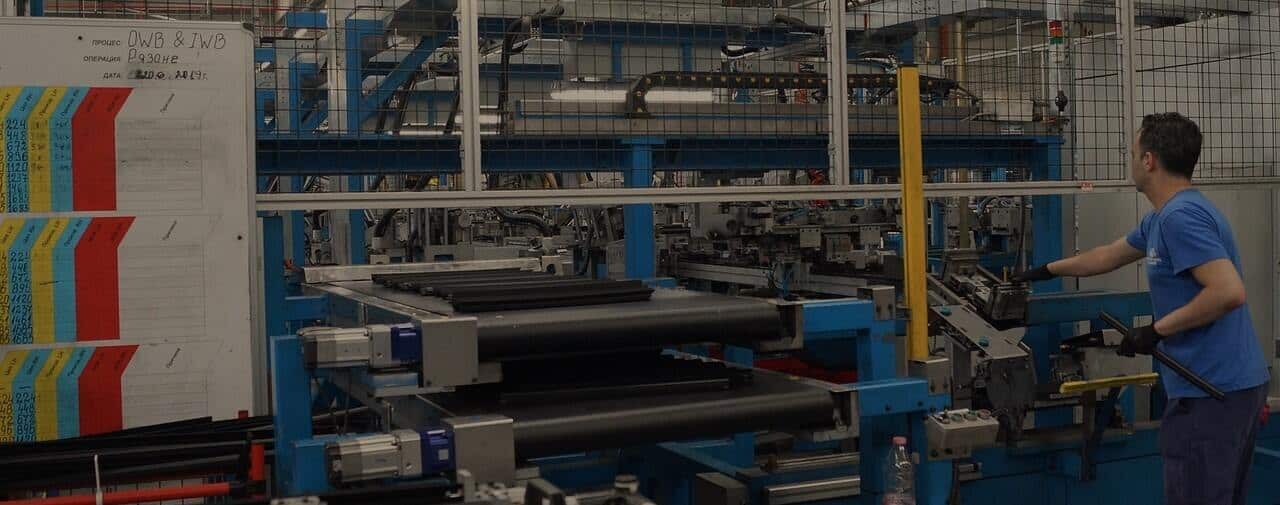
top-left (1098, 311), bottom-right (1226, 401)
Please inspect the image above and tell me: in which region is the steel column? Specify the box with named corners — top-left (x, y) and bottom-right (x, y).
top-left (458, 0), bottom-right (484, 191)
top-left (263, 215), bottom-right (287, 340)
top-left (623, 139), bottom-right (661, 279)
top-left (347, 176), bottom-right (367, 264)
top-left (1118, 0), bottom-right (1137, 149)
top-left (270, 334), bottom-right (315, 495)
top-left (826, 0), bottom-right (850, 185)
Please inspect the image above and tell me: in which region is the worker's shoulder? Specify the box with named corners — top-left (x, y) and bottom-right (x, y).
top-left (1164, 191), bottom-right (1222, 223)
top-left (1159, 194), bottom-right (1228, 238)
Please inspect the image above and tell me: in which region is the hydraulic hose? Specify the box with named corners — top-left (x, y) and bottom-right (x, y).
top-left (493, 207), bottom-right (554, 236)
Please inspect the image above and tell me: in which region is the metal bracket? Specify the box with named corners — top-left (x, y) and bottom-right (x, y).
top-left (854, 378), bottom-right (948, 416)
top-left (909, 357), bottom-right (952, 396)
top-left (416, 316), bottom-right (484, 389)
top-left (445, 415), bottom-right (515, 485)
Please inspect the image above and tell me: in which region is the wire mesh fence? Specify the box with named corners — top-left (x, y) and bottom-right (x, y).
top-left (1132, 2), bottom-right (1280, 180)
top-left (32, 0), bottom-right (1280, 191)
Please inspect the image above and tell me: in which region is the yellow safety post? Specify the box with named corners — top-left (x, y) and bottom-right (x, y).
top-left (897, 66), bottom-right (929, 361)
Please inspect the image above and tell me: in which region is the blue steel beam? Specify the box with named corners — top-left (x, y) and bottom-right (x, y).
top-left (356, 34), bottom-right (448, 129)
top-left (285, 295), bottom-right (327, 324)
top-left (254, 47), bottom-right (276, 63)
top-left (284, 11), bottom-right (327, 30)
top-left (1026, 291), bottom-right (1152, 325)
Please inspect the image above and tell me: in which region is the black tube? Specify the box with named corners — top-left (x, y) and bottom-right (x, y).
top-left (1098, 312), bottom-right (1226, 401)
top-left (509, 375), bottom-right (834, 458)
top-left (2, 454), bottom-right (245, 491)
top-left (1150, 348), bottom-right (1226, 401)
top-left (229, 480), bottom-right (456, 505)
top-left (496, 16), bottom-right (529, 115)
top-left (475, 298), bottom-right (781, 359)
top-left (493, 207), bottom-right (555, 236)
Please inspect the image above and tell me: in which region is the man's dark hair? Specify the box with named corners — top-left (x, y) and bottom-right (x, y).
top-left (1138, 113), bottom-right (1202, 179)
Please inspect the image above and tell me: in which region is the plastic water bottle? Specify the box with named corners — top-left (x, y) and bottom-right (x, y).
top-left (882, 436), bottom-right (916, 505)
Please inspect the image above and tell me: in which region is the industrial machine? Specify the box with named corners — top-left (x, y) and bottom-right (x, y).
top-left (658, 202), bottom-right (903, 297)
top-left (270, 257), bottom-right (891, 502)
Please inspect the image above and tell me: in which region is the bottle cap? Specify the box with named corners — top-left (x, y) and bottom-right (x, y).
top-left (892, 436), bottom-right (907, 446)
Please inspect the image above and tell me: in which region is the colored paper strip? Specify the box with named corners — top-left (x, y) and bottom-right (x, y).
top-left (56, 347), bottom-right (92, 439)
top-left (35, 348), bottom-right (72, 441)
top-left (9, 219), bottom-right (46, 344)
top-left (50, 88), bottom-right (87, 212)
top-left (0, 219), bottom-right (22, 345)
top-left (5, 87), bottom-right (42, 212)
top-left (12, 349), bottom-right (49, 442)
top-left (31, 218), bottom-right (67, 344)
top-left (0, 350), bottom-right (28, 442)
top-left (0, 87), bottom-right (21, 208)
top-left (72, 88), bottom-right (130, 211)
top-left (75, 217), bottom-right (132, 341)
top-left (78, 345), bottom-right (136, 436)
top-left (27, 87), bottom-right (64, 212)
top-left (54, 218), bottom-right (90, 343)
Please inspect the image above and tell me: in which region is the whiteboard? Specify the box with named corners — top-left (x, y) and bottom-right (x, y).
top-left (0, 18), bottom-right (254, 440)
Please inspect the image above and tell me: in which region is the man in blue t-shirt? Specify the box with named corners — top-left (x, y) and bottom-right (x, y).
top-left (1016, 113), bottom-right (1270, 505)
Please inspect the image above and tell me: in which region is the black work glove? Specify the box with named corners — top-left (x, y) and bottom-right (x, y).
top-left (1118, 325), bottom-right (1163, 357)
top-left (1012, 264), bottom-right (1057, 283)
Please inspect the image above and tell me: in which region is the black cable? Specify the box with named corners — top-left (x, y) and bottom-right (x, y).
top-left (497, 4), bottom-right (565, 116)
top-left (373, 174), bottom-right (434, 238)
top-left (720, 45), bottom-right (763, 57)
top-left (1016, 196), bottom-right (1030, 273)
top-left (442, 65), bottom-right (463, 135)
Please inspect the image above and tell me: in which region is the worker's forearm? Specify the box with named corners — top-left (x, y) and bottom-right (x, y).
top-left (1153, 289), bottom-right (1243, 336)
top-left (1048, 249), bottom-right (1117, 277)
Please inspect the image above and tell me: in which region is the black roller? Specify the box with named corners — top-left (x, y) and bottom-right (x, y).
top-left (474, 293), bottom-right (782, 359)
top-left (335, 281), bottom-right (786, 358)
top-left (452, 281), bottom-right (654, 312)
top-left (505, 371), bottom-right (835, 458)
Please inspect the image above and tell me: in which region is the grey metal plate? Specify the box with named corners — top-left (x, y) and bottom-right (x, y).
top-left (933, 304), bottom-right (1027, 360)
